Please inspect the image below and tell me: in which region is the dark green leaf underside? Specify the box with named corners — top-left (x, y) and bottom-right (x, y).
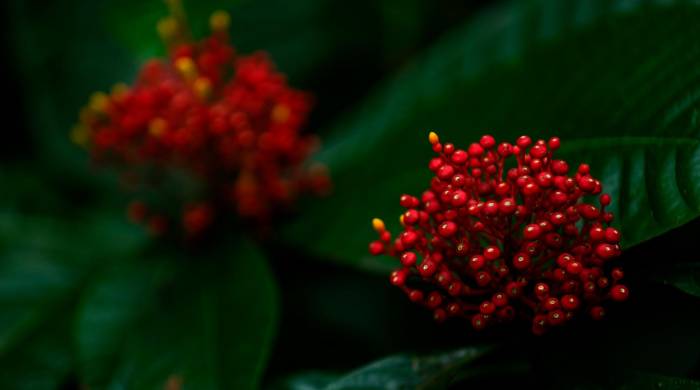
top-left (615, 371), bottom-right (700, 389)
top-left (283, 0), bottom-right (700, 269)
top-left (88, 239), bottom-right (278, 390)
top-left (321, 346), bottom-right (490, 390)
top-left (0, 212), bottom-right (146, 386)
top-left (653, 262), bottom-right (700, 298)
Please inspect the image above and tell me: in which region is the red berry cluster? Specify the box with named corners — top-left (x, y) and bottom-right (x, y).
top-left (73, 7), bottom-right (329, 236)
top-left (369, 132), bottom-right (628, 334)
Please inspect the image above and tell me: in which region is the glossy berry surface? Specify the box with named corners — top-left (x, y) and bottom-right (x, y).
top-left (369, 132), bottom-right (627, 334)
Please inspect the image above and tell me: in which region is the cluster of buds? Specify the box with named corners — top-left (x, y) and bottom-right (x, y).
top-left (369, 132), bottom-right (628, 334)
top-left (73, 3), bottom-right (329, 236)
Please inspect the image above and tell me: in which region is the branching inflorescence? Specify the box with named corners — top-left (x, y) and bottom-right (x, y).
top-left (73, 3), bottom-right (329, 237)
top-left (369, 132), bottom-right (628, 334)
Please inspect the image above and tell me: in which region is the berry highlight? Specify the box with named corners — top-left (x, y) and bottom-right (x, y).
top-left (369, 133), bottom-right (627, 334)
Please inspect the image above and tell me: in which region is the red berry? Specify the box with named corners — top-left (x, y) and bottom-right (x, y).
top-left (513, 253), bottom-right (531, 270)
top-left (399, 194), bottom-right (415, 208)
top-left (483, 201), bottom-right (499, 215)
top-left (451, 190), bottom-right (468, 207)
top-left (523, 224), bottom-right (542, 240)
top-left (497, 143), bottom-right (512, 156)
top-left (400, 231), bottom-right (418, 247)
top-left (536, 172), bottom-right (553, 187)
top-left (505, 282), bottom-right (522, 298)
top-left (499, 198), bottom-right (517, 214)
top-left (483, 246), bottom-right (501, 260)
top-left (532, 315), bottom-right (547, 335)
top-left (610, 285), bottom-right (629, 302)
top-left (522, 183), bottom-right (540, 196)
top-left (475, 271), bottom-right (492, 287)
top-left (472, 314), bottom-right (487, 330)
top-left (590, 306), bottom-right (605, 320)
top-left (418, 260), bottom-right (437, 277)
top-left (434, 308), bottom-right (447, 322)
top-left (390, 270), bottom-right (407, 286)
top-left (451, 149), bottom-right (468, 165)
top-left (369, 241), bottom-right (384, 255)
top-left (548, 137), bottom-right (560, 150)
top-left (438, 221), bottom-right (458, 237)
top-left (447, 302), bottom-right (461, 316)
top-left (534, 283), bottom-right (549, 299)
top-left (561, 295), bottom-right (580, 311)
top-left (578, 176), bottom-right (596, 192)
top-left (605, 227), bottom-right (621, 243)
top-left (403, 209), bottom-right (419, 224)
top-left (547, 309), bottom-right (566, 326)
top-left (436, 271), bottom-right (452, 286)
top-left (551, 160), bottom-right (569, 175)
top-left (611, 268), bottom-right (624, 280)
top-left (492, 292), bottom-right (508, 307)
top-left (530, 144), bottom-right (547, 158)
top-left (456, 240), bottom-right (470, 256)
top-left (589, 226), bottom-right (605, 241)
top-left (516, 136), bottom-right (531, 148)
top-left (595, 243), bottom-right (618, 260)
top-left (556, 253), bottom-right (573, 267)
top-left (468, 143), bottom-right (484, 156)
top-left (480, 301), bottom-right (496, 315)
top-left (427, 292), bottom-right (442, 308)
top-left (409, 290), bottom-right (424, 302)
top-left (401, 252), bottom-right (417, 266)
top-left (480, 135), bottom-right (496, 149)
top-left (469, 255), bottom-right (486, 270)
top-left (497, 306), bottom-right (515, 321)
top-left (543, 297), bottom-right (560, 311)
top-left (578, 204), bottom-right (599, 219)
top-left (565, 261), bottom-right (582, 275)
top-left (437, 164), bottom-right (455, 180)
top-left (448, 281), bottom-right (462, 296)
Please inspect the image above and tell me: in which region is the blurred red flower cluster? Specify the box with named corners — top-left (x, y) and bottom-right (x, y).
top-left (74, 7), bottom-right (329, 237)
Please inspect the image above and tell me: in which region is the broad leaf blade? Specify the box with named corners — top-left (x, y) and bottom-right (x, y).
top-left (323, 347), bottom-right (490, 390)
top-left (0, 212), bottom-right (145, 354)
top-left (105, 239), bottom-right (278, 390)
top-left (0, 212), bottom-right (145, 387)
top-left (0, 316), bottom-right (75, 390)
top-left (616, 372), bottom-right (700, 389)
top-left (653, 262), bottom-right (700, 298)
top-left (283, 0), bottom-right (700, 269)
top-left (75, 254), bottom-right (175, 386)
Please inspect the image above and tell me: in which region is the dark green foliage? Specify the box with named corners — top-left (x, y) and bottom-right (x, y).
top-left (2, 0), bottom-right (700, 388)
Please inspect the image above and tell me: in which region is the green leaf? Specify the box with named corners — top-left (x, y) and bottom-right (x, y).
top-left (6, 1), bottom-right (138, 180)
top-left (275, 372), bottom-right (340, 390)
top-left (653, 262), bottom-right (700, 298)
top-left (0, 212), bottom-right (144, 353)
top-left (0, 211), bottom-right (146, 387)
top-left (615, 372), bottom-right (700, 390)
top-left (0, 316), bottom-right (75, 390)
top-left (75, 254), bottom-right (175, 386)
top-left (319, 346), bottom-right (491, 390)
top-left (283, 0), bottom-right (700, 269)
top-left (102, 239), bottom-right (278, 390)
